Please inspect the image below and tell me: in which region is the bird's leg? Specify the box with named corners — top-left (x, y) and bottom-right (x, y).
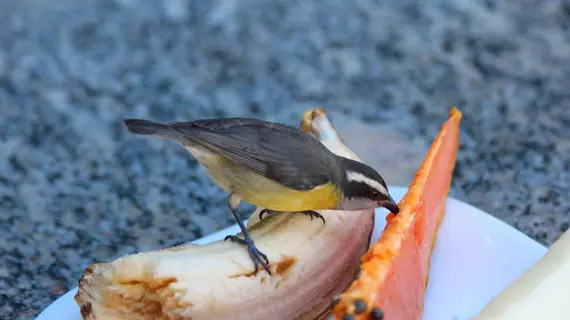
top-left (223, 193), bottom-right (271, 275)
top-left (259, 208), bottom-right (326, 224)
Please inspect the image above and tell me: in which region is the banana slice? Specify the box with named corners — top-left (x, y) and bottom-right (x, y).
top-left (74, 107), bottom-right (375, 320)
top-left (471, 229), bottom-right (570, 320)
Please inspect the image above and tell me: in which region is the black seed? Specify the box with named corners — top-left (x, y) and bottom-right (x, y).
top-left (370, 307), bottom-right (384, 320)
top-left (353, 299), bottom-right (367, 314)
top-left (342, 314), bottom-right (355, 320)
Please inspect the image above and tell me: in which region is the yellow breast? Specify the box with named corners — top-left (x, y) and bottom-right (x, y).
top-left (239, 180), bottom-right (341, 212)
top-left (183, 144), bottom-right (341, 212)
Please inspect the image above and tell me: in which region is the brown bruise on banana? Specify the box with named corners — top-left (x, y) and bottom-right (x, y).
top-left (76, 265), bottom-right (96, 319)
top-left (75, 263), bottom-right (181, 319)
top-left (77, 259), bottom-right (298, 319)
top-left (228, 256), bottom-right (297, 279)
top-left (80, 302), bottom-right (92, 319)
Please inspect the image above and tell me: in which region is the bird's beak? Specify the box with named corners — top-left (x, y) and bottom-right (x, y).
top-left (381, 196), bottom-right (400, 215)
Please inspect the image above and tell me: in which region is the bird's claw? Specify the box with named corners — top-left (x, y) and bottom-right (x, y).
top-left (302, 210), bottom-right (326, 224)
top-left (259, 209), bottom-right (325, 224)
top-left (258, 208), bottom-right (275, 220)
top-left (225, 235), bottom-right (271, 274)
top-left (224, 235), bottom-right (246, 245)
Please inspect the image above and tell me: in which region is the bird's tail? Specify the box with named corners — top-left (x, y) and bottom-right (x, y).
top-left (123, 119), bottom-right (188, 142)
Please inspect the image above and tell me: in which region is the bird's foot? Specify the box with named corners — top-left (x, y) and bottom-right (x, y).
top-left (301, 210), bottom-right (326, 224)
top-left (259, 209), bottom-right (325, 224)
top-left (224, 235), bottom-right (270, 274)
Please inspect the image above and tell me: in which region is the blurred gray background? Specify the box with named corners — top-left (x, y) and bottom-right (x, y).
top-left (0, 0), bottom-right (569, 318)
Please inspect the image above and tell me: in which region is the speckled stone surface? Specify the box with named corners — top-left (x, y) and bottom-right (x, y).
top-left (1, 0), bottom-right (569, 318)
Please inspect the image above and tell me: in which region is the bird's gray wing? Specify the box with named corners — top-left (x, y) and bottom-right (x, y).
top-left (171, 118), bottom-right (336, 190)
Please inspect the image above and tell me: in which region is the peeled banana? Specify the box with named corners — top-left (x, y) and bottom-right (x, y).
top-left (74, 108), bottom-right (375, 320)
top-left (471, 229), bottom-right (570, 320)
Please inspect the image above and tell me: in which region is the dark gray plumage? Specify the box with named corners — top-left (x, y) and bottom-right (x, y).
top-left (123, 118), bottom-right (342, 191)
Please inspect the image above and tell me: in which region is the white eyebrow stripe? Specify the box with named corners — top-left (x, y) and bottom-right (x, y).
top-left (346, 171), bottom-right (388, 195)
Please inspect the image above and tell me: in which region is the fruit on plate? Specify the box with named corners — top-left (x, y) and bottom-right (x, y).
top-left (74, 107), bottom-right (375, 320)
top-left (471, 228), bottom-right (570, 320)
top-left (333, 108), bottom-right (462, 320)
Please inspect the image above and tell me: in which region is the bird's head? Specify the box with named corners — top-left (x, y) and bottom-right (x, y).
top-left (336, 157), bottom-right (400, 214)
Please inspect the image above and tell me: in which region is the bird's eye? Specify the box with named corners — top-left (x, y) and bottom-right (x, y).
top-left (371, 190), bottom-right (380, 197)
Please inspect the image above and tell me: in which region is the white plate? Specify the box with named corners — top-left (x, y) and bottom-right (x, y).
top-left (36, 186), bottom-right (547, 320)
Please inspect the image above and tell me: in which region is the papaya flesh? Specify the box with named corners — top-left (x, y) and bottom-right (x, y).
top-left (333, 108), bottom-right (462, 320)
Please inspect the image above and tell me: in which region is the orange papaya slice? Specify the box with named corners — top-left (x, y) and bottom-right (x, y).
top-left (333, 107), bottom-right (463, 320)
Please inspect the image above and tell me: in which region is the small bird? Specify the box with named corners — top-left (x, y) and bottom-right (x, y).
top-left (123, 117), bottom-right (399, 275)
